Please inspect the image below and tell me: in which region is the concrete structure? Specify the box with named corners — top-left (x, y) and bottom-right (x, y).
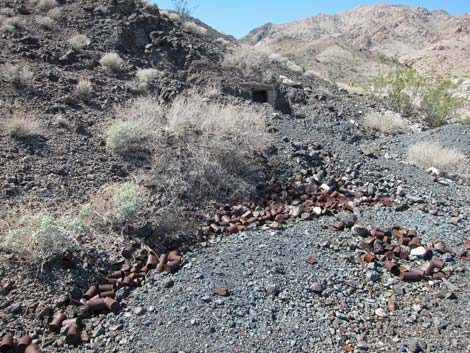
top-left (240, 82), bottom-right (276, 107)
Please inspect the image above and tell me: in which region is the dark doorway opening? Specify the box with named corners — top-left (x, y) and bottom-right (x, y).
top-left (252, 90), bottom-right (268, 103)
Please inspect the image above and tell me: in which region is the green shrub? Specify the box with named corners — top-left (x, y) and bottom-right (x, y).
top-left (105, 121), bottom-right (145, 155)
top-left (2, 212), bottom-right (81, 267)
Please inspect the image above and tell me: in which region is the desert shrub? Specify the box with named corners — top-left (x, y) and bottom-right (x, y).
top-left (285, 60), bottom-right (304, 74)
top-left (67, 34), bottom-right (90, 50)
top-left (371, 65), bottom-right (463, 126)
top-left (168, 12), bottom-right (181, 21)
top-left (183, 21), bottom-right (207, 36)
top-left (214, 37), bottom-right (230, 46)
top-left (1, 64), bottom-right (33, 87)
top-left (363, 111), bottom-right (407, 135)
top-left (100, 53), bottom-right (124, 73)
top-left (136, 68), bottom-right (159, 90)
top-left (77, 79), bottom-right (93, 98)
top-left (0, 16), bottom-right (25, 32)
top-left (222, 44), bottom-right (272, 78)
top-left (419, 77), bottom-right (463, 128)
top-left (172, 0), bottom-right (191, 15)
top-left (31, 0), bottom-right (58, 11)
top-left (90, 182), bottom-right (146, 228)
top-left (407, 141), bottom-right (467, 174)
top-left (35, 15), bottom-right (55, 29)
top-left (3, 113), bottom-right (42, 140)
top-left (1, 211), bottom-right (81, 267)
top-left (47, 7), bottom-right (61, 19)
top-left (105, 121), bottom-right (146, 155)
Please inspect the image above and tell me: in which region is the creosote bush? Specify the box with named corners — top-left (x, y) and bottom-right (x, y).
top-left (183, 21), bottom-right (207, 36)
top-left (105, 121), bottom-right (146, 156)
top-left (407, 141), bottom-right (467, 174)
top-left (363, 111), bottom-right (407, 135)
top-left (100, 53), bottom-right (124, 73)
top-left (2, 112), bottom-right (42, 140)
top-left (1, 63), bottom-right (33, 87)
top-left (67, 34), bottom-right (90, 50)
top-left (370, 65), bottom-right (463, 127)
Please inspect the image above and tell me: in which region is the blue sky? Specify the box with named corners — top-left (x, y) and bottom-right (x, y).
top-left (152, 1), bottom-right (470, 38)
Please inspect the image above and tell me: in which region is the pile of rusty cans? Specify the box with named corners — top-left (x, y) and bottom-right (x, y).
top-left (24, 249), bottom-right (184, 349)
top-left (199, 178), bottom-right (359, 237)
top-left (0, 335), bottom-right (41, 353)
top-left (359, 225), bottom-right (448, 281)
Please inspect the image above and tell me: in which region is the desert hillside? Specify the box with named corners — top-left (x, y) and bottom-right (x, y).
top-left (0, 1), bottom-right (469, 353)
top-left (244, 4), bottom-right (470, 83)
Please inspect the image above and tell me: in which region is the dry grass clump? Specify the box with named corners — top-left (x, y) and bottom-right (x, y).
top-left (161, 10), bottom-right (181, 22)
top-left (0, 16), bottom-right (25, 32)
top-left (100, 53), bottom-right (124, 73)
top-left (105, 121), bottom-right (146, 156)
top-left (1, 63), bottom-right (33, 87)
top-left (77, 78), bottom-right (93, 98)
top-left (47, 7), bottom-right (61, 19)
top-left (285, 60), bottom-right (304, 74)
top-left (222, 44), bottom-right (272, 78)
top-left (67, 34), bottom-right (90, 50)
top-left (114, 93), bottom-right (269, 202)
top-left (35, 15), bottom-right (55, 29)
top-left (89, 182), bottom-right (146, 229)
top-left (0, 210), bottom-right (81, 267)
top-left (406, 141), bottom-right (467, 174)
top-left (31, 0), bottom-right (58, 11)
top-left (183, 21), bottom-right (207, 36)
top-left (136, 68), bottom-right (159, 90)
top-left (363, 111), bottom-right (407, 135)
top-left (3, 113), bottom-right (42, 140)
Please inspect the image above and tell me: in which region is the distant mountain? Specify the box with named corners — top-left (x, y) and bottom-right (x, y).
top-left (243, 5), bottom-right (470, 85)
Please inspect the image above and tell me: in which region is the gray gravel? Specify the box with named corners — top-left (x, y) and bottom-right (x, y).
top-left (76, 204), bottom-right (469, 353)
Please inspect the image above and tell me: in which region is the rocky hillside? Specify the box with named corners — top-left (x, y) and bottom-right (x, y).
top-left (244, 4), bottom-right (470, 84)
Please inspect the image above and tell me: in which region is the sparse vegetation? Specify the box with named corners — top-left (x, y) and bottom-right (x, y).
top-left (67, 34), bottom-right (90, 50)
top-left (363, 111), bottom-right (407, 135)
top-left (35, 16), bottom-right (55, 30)
top-left (99, 53), bottom-right (124, 73)
top-left (0, 16), bottom-right (25, 32)
top-left (3, 113), bottom-right (42, 140)
top-left (407, 141), bottom-right (467, 174)
top-left (183, 21), bottom-right (207, 36)
top-left (222, 44), bottom-right (272, 78)
top-left (1, 64), bottom-right (33, 87)
top-left (90, 182), bottom-right (146, 228)
top-left (1, 211), bottom-right (81, 267)
top-left (47, 7), bottom-right (61, 19)
top-left (77, 79), bottom-right (93, 99)
top-left (171, 0), bottom-right (191, 15)
top-left (370, 65), bottom-right (463, 127)
top-left (31, 0), bottom-right (58, 11)
top-left (136, 68), bottom-right (159, 91)
top-left (105, 121), bottom-right (146, 156)
top-left (285, 60), bottom-right (304, 74)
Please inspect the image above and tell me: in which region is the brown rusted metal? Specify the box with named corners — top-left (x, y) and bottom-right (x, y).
top-left (305, 256), bottom-right (317, 265)
top-left (104, 298), bottom-right (120, 313)
top-left (384, 261), bottom-right (400, 276)
top-left (164, 259), bottom-right (180, 273)
top-left (99, 290), bottom-right (115, 298)
top-left (66, 324), bottom-right (81, 345)
top-left (83, 286), bottom-right (98, 300)
top-left (121, 245), bottom-right (133, 259)
top-left (212, 287), bottom-right (229, 296)
top-left (384, 251), bottom-right (395, 260)
top-left (49, 313), bottom-right (66, 333)
top-left (433, 272), bottom-right (446, 280)
top-left (399, 250), bottom-right (409, 260)
top-left (464, 239), bottom-right (470, 251)
top-left (62, 318), bottom-right (82, 328)
top-left (360, 253), bottom-right (376, 263)
top-left (108, 271), bottom-right (124, 279)
top-left (399, 237), bottom-right (411, 246)
top-left (408, 237), bottom-right (421, 249)
top-left (24, 344), bottom-right (42, 353)
top-left (0, 335), bottom-right (14, 350)
top-left (16, 336), bottom-right (32, 353)
top-left (86, 298), bottom-right (106, 313)
top-left (146, 254), bottom-right (158, 269)
top-left (331, 221), bottom-right (345, 231)
top-left (98, 284), bottom-right (114, 292)
top-left (430, 258), bottom-right (445, 269)
top-left (400, 271), bottom-right (423, 282)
